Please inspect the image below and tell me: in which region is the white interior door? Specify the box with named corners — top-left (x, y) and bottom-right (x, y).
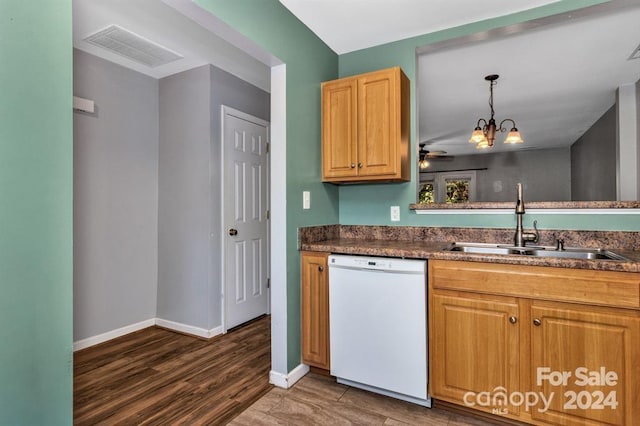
top-left (222, 106), bottom-right (270, 330)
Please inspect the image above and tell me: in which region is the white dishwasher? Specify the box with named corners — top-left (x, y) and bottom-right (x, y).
top-left (328, 254), bottom-right (431, 407)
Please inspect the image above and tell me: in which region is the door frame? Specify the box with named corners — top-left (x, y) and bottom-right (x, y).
top-left (220, 105), bottom-right (271, 333)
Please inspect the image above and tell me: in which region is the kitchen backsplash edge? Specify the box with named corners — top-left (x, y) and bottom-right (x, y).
top-left (298, 225), bottom-right (640, 251)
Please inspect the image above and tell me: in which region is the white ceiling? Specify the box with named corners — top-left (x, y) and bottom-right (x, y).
top-left (278, 0), bottom-right (561, 54)
top-left (74, 0), bottom-right (560, 83)
top-left (74, 1), bottom-right (640, 157)
top-left (73, 0), bottom-right (271, 90)
top-left (419, 4), bottom-right (640, 156)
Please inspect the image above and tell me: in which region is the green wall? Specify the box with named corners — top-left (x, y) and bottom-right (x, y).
top-left (195, 0), bottom-right (638, 377)
top-left (195, 0), bottom-right (340, 371)
top-left (338, 0), bottom-right (640, 232)
top-left (1, 1), bottom-right (632, 423)
top-left (0, 1), bottom-right (73, 424)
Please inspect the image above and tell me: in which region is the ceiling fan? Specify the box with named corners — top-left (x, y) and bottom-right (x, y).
top-left (418, 142), bottom-right (454, 169)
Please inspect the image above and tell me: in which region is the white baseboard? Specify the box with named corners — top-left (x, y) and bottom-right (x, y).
top-left (155, 318), bottom-right (223, 339)
top-left (269, 364), bottom-right (310, 389)
top-left (73, 318), bottom-right (156, 351)
top-left (74, 318), bottom-right (224, 351)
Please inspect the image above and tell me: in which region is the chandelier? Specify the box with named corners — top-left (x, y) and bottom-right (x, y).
top-left (469, 74), bottom-right (523, 149)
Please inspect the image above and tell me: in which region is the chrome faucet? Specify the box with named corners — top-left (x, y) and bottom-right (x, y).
top-left (514, 183), bottom-right (539, 247)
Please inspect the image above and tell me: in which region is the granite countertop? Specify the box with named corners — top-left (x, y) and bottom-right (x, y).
top-left (301, 237), bottom-right (640, 273)
top-left (409, 200), bottom-right (640, 210)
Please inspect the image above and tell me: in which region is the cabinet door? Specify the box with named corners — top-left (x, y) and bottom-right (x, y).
top-left (357, 68), bottom-right (400, 177)
top-left (431, 293), bottom-right (520, 416)
top-left (301, 252), bottom-right (330, 369)
top-left (530, 302), bottom-right (640, 426)
top-left (322, 78), bottom-right (358, 179)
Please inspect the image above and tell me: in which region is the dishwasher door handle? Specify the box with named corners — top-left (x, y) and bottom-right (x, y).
top-left (330, 266), bottom-right (422, 275)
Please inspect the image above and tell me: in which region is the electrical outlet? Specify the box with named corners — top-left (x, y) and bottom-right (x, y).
top-left (390, 206), bottom-right (400, 221)
top-left (303, 191), bottom-right (311, 209)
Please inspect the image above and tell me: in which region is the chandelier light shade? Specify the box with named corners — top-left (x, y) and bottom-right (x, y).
top-left (504, 128), bottom-right (524, 144)
top-left (469, 74), bottom-right (523, 148)
top-left (476, 139), bottom-right (490, 150)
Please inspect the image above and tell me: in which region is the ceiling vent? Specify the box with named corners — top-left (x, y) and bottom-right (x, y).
top-left (83, 25), bottom-right (183, 68)
top-left (629, 42), bottom-right (640, 60)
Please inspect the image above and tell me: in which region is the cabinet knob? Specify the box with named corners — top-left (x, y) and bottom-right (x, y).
top-left (509, 316), bottom-right (517, 324)
top-left (351, 163), bottom-right (356, 168)
top-left (358, 162), bottom-right (363, 168)
top-left (533, 318), bottom-right (542, 326)
top-left (318, 266), bottom-right (324, 272)
top-left (228, 228), bottom-right (238, 236)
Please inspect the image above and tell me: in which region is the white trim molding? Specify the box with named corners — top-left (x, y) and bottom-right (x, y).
top-left (73, 318), bottom-right (155, 351)
top-left (269, 364), bottom-right (309, 389)
top-left (155, 318), bottom-right (224, 339)
top-left (269, 63), bottom-right (288, 380)
top-left (73, 318), bottom-right (224, 351)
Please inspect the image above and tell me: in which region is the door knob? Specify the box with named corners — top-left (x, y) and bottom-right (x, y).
top-left (228, 228), bottom-right (238, 236)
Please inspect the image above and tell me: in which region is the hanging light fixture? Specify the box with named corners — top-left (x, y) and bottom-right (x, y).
top-left (418, 143), bottom-right (453, 169)
top-left (469, 74), bottom-right (523, 148)
top-left (418, 143), bottom-right (430, 169)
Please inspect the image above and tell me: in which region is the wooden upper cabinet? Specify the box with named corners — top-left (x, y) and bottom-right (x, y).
top-left (321, 67), bottom-right (409, 183)
top-left (322, 77), bottom-right (358, 179)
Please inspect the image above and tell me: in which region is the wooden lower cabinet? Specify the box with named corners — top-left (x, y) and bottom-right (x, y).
top-left (429, 260), bottom-right (640, 425)
top-left (301, 251), bottom-right (330, 370)
top-left (529, 301), bottom-right (640, 426)
top-left (430, 293), bottom-right (521, 417)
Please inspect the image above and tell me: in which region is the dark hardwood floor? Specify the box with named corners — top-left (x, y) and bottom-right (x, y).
top-left (74, 315), bottom-right (271, 425)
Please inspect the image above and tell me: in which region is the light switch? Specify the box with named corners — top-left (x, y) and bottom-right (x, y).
top-left (390, 206), bottom-right (400, 221)
top-left (303, 191), bottom-right (311, 209)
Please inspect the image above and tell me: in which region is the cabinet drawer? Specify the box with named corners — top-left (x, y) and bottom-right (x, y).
top-left (430, 260), bottom-right (640, 309)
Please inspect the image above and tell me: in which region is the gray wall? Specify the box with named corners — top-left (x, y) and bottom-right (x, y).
top-left (571, 105), bottom-right (616, 201)
top-left (73, 49), bottom-right (159, 340)
top-left (158, 66), bottom-right (212, 329)
top-left (422, 148), bottom-right (571, 202)
top-left (75, 50), bottom-right (269, 340)
top-left (157, 64), bottom-right (270, 330)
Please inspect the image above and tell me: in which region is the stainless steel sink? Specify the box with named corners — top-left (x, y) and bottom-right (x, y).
top-left (526, 248), bottom-right (630, 261)
top-left (448, 243), bottom-right (531, 256)
top-left (447, 242), bottom-right (631, 261)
